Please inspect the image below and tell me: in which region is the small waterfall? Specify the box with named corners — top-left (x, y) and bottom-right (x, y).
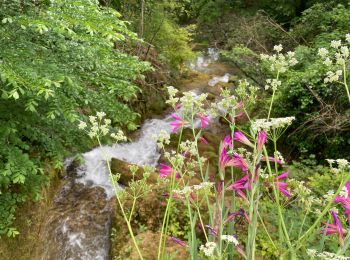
top-left (40, 48), bottom-right (225, 260)
top-left (77, 116), bottom-right (173, 198)
top-left (208, 73), bottom-right (231, 87)
top-left (190, 48), bottom-right (220, 71)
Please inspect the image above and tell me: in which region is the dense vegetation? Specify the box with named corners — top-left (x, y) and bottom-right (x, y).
top-left (0, 0), bottom-right (150, 236)
top-left (0, 0), bottom-right (349, 259)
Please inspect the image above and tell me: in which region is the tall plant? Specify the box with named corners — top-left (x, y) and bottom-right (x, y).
top-left (81, 37), bottom-right (350, 259)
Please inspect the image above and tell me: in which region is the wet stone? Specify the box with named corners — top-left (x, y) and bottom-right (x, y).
top-left (38, 166), bottom-right (114, 260)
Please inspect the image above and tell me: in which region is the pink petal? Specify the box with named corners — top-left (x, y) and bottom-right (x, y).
top-left (199, 136), bottom-right (209, 144)
top-left (234, 131), bottom-right (254, 148)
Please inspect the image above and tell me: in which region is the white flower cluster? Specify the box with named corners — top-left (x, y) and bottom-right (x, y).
top-left (180, 92), bottom-right (208, 115)
top-left (274, 151), bottom-right (285, 164)
top-left (173, 186), bottom-right (192, 196)
top-left (326, 159), bottom-right (350, 173)
top-left (324, 70), bottom-right (342, 83)
top-left (260, 45), bottom-right (298, 73)
top-left (179, 140), bottom-right (198, 155)
top-left (110, 130), bottom-right (127, 142)
top-left (251, 117), bottom-right (295, 132)
top-left (173, 182), bottom-right (214, 197)
top-left (221, 235), bottom-right (239, 246)
top-left (153, 130), bottom-right (170, 149)
top-left (166, 152), bottom-right (185, 168)
top-left (307, 196), bottom-right (323, 208)
top-left (235, 79), bottom-right (259, 105)
top-left (265, 78), bottom-right (282, 91)
top-left (340, 185), bottom-right (348, 198)
top-left (260, 173), bottom-right (270, 179)
top-left (199, 242), bottom-right (216, 257)
top-left (166, 86), bottom-right (179, 108)
top-left (307, 249), bottom-right (350, 260)
top-left (211, 88), bottom-right (238, 116)
top-left (323, 190), bottom-right (335, 201)
top-left (330, 207), bottom-right (339, 214)
top-left (78, 112), bottom-right (126, 142)
top-left (290, 179), bottom-right (322, 209)
top-left (318, 35), bottom-right (350, 84)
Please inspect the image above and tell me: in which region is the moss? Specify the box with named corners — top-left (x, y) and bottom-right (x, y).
top-left (0, 165), bottom-right (62, 260)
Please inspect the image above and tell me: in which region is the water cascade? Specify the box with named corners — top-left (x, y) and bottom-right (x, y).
top-left (40, 48), bottom-right (231, 260)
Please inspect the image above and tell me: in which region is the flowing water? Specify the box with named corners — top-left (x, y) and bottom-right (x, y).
top-left (40, 48), bottom-right (232, 260)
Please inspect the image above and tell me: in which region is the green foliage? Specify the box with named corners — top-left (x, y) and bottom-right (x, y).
top-left (0, 0), bottom-right (149, 235)
top-left (152, 21), bottom-right (194, 71)
top-left (272, 44), bottom-right (350, 160)
top-left (223, 3), bottom-right (350, 160)
top-left (291, 2), bottom-right (350, 44)
top-left (114, 0), bottom-right (194, 71)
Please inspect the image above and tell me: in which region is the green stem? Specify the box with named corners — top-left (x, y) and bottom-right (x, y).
top-left (192, 125), bottom-right (213, 224)
top-left (267, 71), bottom-right (280, 120)
top-left (267, 89), bottom-right (276, 120)
top-left (337, 231), bottom-right (350, 255)
top-left (187, 198), bottom-right (195, 260)
top-left (158, 168), bottom-right (177, 259)
top-left (282, 172), bottom-right (350, 257)
top-left (129, 197), bottom-right (137, 223)
top-left (157, 197), bottom-right (171, 260)
top-left (263, 146), bottom-right (295, 258)
top-left (343, 63), bottom-right (350, 103)
top-left (158, 126), bottom-right (185, 260)
top-left (258, 211), bottom-right (277, 250)
top-left (297, 208), bottom-right (309, 241)
top-left (196, 206), bottom-right (209, 242)
top-left (97, 137), bottom-right (144, 260)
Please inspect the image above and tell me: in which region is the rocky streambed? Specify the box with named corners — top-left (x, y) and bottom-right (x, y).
top-left (38, 48), bottom-right (238, 260)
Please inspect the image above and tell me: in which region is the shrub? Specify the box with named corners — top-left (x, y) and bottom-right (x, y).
top-left (0, 0), bottom-right (149, 235)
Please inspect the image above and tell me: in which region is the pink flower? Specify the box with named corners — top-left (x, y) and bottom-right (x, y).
top-left (217, 180), bottom-right (224, 197)
top-left (234, 131), bottom-right (254, 148)
top-left (227, 154), bottom-right (250, 172)
top-left (162, 193), bottom-right (182, 200)
top-left (199, 136), bottom-right (208, 144)
top-left (235, 101), bottom-right (244, 109)
top-left (226, 176), bottom-right (249, 201)
top-left (335, 182), bottom-right (350, 222)
top-left (220, 148), bottom-right (231, 170)
top-left (224, 208), bottom-right (251, 224)
top-left (197, 113), bottom-right (209, 129)
top-left (229, 112), bottom-right (244, 123)
top-left (236, 245), bottom-right (247, 259)
top-left (170, 236), bottom-right (187, 247)
top-left (223, 135), bottom-right (233, 149)
top-left (159, 163), bottom-right (172, 178)
top-left (170, 113), bottom-right (188, 133)
top-left (322, 211), bottom-right (345, 246)
top-left (205, 225), bottom-right (218, 237)
top-left (274, 172), bottom-right (291, 197)
top-left (257, 131), bottom-right (267, 151)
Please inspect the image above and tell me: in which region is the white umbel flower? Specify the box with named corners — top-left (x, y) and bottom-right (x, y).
top-left (199, 242), bottom-right (216, 257)
top-left (221, 235), bottom-right (239, 246)
top-left (273, 44), bottom-right (283, 53)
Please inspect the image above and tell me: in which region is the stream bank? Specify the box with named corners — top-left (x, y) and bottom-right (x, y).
top-left (0, 48), bottom-right (240, 260)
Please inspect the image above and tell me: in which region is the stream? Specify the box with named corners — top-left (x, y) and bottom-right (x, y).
top-left (40, 48), bottom-right (233, 260)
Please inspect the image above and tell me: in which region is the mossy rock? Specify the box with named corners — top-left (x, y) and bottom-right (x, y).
top-left (148, 92), bottom-right (167, 115)
top-left (229, 75), bottom-right (238, 83)
top-left (110, 158), bottom-right (158, 186)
